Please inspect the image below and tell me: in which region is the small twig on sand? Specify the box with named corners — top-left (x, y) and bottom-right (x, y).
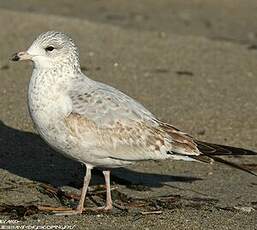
top-left (141, 210), bottom-right (163, 215)
top-left (37, 206), bottom-right (73, 212)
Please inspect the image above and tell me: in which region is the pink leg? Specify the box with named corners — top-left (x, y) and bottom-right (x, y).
top-left (102, 170), bottom-right (113, 210)
top-left (75, 166), bottom-right (92, 213)
top-left (54, 165), bottom-right (92, 215)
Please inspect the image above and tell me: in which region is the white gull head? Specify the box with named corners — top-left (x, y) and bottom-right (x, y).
top-left (12, 31), bottom-right (81, 71)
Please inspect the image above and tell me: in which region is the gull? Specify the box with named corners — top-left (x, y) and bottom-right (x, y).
top-left (11, 31), bottom-right (257, 215)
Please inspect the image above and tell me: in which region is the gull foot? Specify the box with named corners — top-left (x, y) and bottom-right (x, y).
top-left (97, 205), bottom-right (113, 211)
top-left (84, 205), bottom-right (113, 212)
top-left (53, 206), bottom-right (84, 216)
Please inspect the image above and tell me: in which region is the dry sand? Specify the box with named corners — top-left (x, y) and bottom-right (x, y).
top-left (0, 1), bottom-right (257, 229)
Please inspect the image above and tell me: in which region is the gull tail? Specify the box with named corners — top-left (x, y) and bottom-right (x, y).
top-left (158, 122), bottom-right (257, 176)
top-left (192, 141), bottom-right (257, 176)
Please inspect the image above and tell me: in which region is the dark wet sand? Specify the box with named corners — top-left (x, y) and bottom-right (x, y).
top-left (0, 1), bottom-right (257, 229)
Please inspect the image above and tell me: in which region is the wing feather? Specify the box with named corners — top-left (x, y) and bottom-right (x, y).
top-left (66, 79), bottom-right (257, 176)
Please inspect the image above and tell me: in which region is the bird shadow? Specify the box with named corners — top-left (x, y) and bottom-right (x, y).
top-left (0, 120), bottom-right (201, 190)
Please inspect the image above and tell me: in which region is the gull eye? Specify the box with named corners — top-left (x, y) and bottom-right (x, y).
top-left (45, 46), bottom-right (55, 52)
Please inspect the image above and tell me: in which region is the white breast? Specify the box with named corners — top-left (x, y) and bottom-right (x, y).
top-left (28, 68), bottom-right (74, 152)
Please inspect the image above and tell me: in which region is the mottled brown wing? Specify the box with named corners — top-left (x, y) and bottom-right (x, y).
top-left (64, 113), bottom-right (175, 161)
top-left (158, 122), bottom-right (200, 156)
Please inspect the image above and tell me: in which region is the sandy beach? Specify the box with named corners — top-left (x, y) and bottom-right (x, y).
top-left (0, 1), bottom-right (257, 229)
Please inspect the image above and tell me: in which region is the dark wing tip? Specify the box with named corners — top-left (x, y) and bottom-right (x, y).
top-left (195, 140), bottom-right (257, 177)
top-left (196, 141), bottom-right (257, 156)
top-left (202, 153), bottom-right (257, 177)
